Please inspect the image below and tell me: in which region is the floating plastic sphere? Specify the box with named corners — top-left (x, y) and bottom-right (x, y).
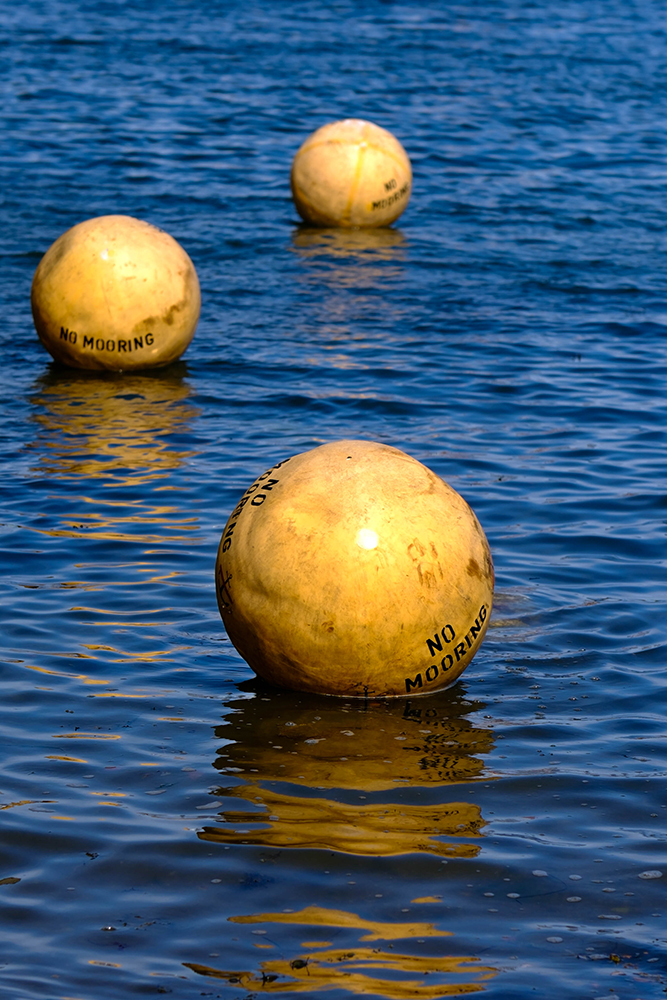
top-left (290, 119), bottom-right (412, 228)
top-left (31, 215), bottom-right (201, 371)
top-left (215, 440), bottom-right (493, 698)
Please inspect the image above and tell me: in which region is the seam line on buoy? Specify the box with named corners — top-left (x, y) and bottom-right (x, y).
top-left (342, 144), bottom-right (366, 224)
top-left (364, 142), bottom-right (411, 171)
top-left (297, 140), bottom-right (407, 171)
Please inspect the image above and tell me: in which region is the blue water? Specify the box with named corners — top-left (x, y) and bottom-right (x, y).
top-left (1, 1), bottom-right (666, 997)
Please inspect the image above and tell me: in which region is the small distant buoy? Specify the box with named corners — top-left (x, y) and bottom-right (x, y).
top-left (290, 119), bottom-right (412, 228)
top-left (215, 440), bottom-right (493, 698)
top-left (31, 215), bottom-right (201, 371)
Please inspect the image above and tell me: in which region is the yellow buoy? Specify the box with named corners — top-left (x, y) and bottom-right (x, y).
top-left (290, 119), bottom-right (412, 228)
top-left (31, 215), bottom-right (201, 371)
top-left (215, 440), bottom-right (493, 698)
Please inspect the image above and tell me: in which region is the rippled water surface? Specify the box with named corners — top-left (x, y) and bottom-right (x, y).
top-left (1, 2), bottom-right (667, 997)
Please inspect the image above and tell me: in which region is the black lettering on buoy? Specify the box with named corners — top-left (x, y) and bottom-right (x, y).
top-left (405, 672), bottom-right (423, 693)
top-left (479, 604), bottom-right (487, 622)
top-left (134, 336), bottom-right (144, 350)
top-left (454, 642), bottom-right (467, 662)
top-left (384, 178), bottom-right (397, 191)
top-left (247, 477), bottom-right (280, 497)
top-left (371, 184), bottom-right (409, 211)
top-left (83, 335), bottom-right (94, 349)
top-left (426, 622), bottom-right (455, 656)
top-left (118, 340), bottom-right (127, 352)
top-left (146, 332), bottom-right (154, 346)
top-left (425, 664), bottom-right (439, 683)
top-left (426, 632), bottom-right (442, 657)
top-left (60, 326), bottom-right (77, 343)
top-left (231, 497), bottom-right (249, 519)
top-left (60, 327), bottom-right (69, 341)
top-left (96, 338), bottom-right (104, 350)
top-left (221, 519), bottom-right (237, 552)
top-left (440, 653), bottom-right (454, 671)
top-left (469, 617), bottom-right (482, 641)
top-left (245, 466), bottom-right (286, 498)
top-left (251, 494), bottom-right (266, 506)
top-left (106, 340), bottom-right (115, 352)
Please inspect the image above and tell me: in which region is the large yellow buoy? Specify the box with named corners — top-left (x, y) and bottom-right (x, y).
top-left (31, 215), bottom-right (201, 371)
top-left (215, 440), bottom-right (493, 698)
top-left (290, 119), bottom-right (412, 228)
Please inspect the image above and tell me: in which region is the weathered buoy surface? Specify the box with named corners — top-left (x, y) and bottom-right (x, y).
top-left (215, 440), bottom-right (493, 698)
top-left (31, 215), bottom-right (201, 371)
top-left (290, 119), bottom-right (412, 228)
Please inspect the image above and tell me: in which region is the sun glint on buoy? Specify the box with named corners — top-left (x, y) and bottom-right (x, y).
top-left (290, 119), bottom-right (412, 228)
top-left (215, 440), bottom-right (493, 698)
top-left (31, 214), bottom-right (201, 371)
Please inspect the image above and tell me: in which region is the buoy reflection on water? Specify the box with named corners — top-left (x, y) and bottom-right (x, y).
top-left (184, 904), bottom-right (496, 997)
top-left (198, 687), bottom-right (495, 858)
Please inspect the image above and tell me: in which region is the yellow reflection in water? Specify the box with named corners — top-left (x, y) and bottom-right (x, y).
top-left (15, 662), bottom-right (107, 682)
top-left (52, 733), bottom-right (120, 740)
top-left (185, 905), bottom-right (495, 997)
top-left (198, 689), bottom-right (494, 858)
top-left (20, 368), bottom-right (202, 675)
top-left (199, 784), bottom-right (481, 858)
top-left (23, 368), bottom-right (201, 643)
top-left (29, 365), bottom-right (198, 486)
top-left (45, 755), bottom-right (88, 763)
top-left (231, 906), bottom-right (450, 941)
top-left (290, 226), bottom-right (409, 346)
top-left (0, 800), bottom-right (52, 811)
top-left (291, 225), bottom-right (407, 263)
top-left (213, 688), bottom-right (494, 791)
top-left (27, 367), bottom-right (200, 544)
top-left (28, 499), bottom-right (198, 543)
